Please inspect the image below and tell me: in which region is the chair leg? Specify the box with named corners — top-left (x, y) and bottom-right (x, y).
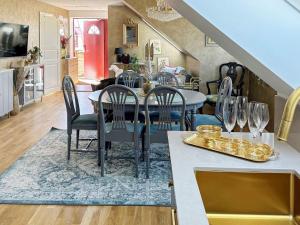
top-left (76, 130), bottom-right (80, 149)
top-left (105, 142), bottom-right (109, 160)
top-left (135, 148), bottom-right (139, 178)
top-left (134, 138), bottom-right (140, 178)
top-left (67, 134), bottom-right (71, 160)
top-left (101, 148), bottom-right (105, 177)
top-left (98, 148), bottom-right (101, 166)
top-left (141, 136), bottom-right (145, 161)
top-left (145, 147), bottom-right (150, 179)
top-left (97, 131), bottom-right (101, 166)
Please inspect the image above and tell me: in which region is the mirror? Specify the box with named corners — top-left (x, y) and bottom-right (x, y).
top-left (123, 23), bottom-right (139, 48)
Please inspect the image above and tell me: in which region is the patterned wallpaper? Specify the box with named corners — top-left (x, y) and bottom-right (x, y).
top-left (0, 0), bottom-right (69, 68)
top-left (124, 0), bottom-right (238, 85)
top-left (108, 6), bottom-right (186, 75)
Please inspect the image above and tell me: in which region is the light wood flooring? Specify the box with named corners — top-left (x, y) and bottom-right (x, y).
top-left (0, 92), bottom-right (171, 225)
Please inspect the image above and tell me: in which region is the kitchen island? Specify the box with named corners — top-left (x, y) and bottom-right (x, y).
top-left (168, 131), bottom-right (300, 225)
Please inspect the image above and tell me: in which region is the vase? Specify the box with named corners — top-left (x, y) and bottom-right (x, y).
top-left (61, 48), bottom-right (66, 59)
top-left (143, 82), bottom-right (152, 95)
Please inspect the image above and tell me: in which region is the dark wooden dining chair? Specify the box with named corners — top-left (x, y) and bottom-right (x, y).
top-left (187, 76), bottom-right (232, 130)
top-left (144, 86), bottom-right (186, 178)
top-left (206, 62), bottom-right (245, 106)
top-left (156, 72), bottom-right (179, 87)
top-left (149, 72), bottom-right (180, 122)
top-left (97, 84), bottom-right (144, 177)
top-left (115, 71), bottom-right (143, 88)
top-left (62, 76), bottom-right (98, 160)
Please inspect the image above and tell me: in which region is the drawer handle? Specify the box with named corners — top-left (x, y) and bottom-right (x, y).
top-left (171, 209), bottom-right (177, 225)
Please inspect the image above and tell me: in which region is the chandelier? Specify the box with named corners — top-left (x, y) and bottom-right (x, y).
top-left (146, 0), bottom-right (181, 22)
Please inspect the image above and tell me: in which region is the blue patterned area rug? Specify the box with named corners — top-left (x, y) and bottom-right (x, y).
top-left (0, 128), bottom-right (171, 206)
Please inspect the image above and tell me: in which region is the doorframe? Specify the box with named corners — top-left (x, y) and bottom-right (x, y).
top-left (72, 17), bottom-right (102, 58)
top-left (39, 12), bottom-right (61, 94)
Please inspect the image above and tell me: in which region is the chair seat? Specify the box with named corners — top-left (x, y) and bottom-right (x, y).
top-left (72, 114), bottom-right (97, 129)
top-left (206, 94), bottom-right (218, 103)
top-left (148, 124), bottom-right (181, 135)
top-left (190, 114), bottom-right (222, 127)
top-left (148, 111), bottom-right (182, 121)
top-left (105, 122), bottom-right (144, 136)
top-left (124, 111), bottom-right (146, 122)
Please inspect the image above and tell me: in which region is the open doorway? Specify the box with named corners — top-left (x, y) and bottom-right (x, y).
top-left (73, 18), bottom-right (108, 83)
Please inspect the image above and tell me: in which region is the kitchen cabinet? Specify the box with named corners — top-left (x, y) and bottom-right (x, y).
top-left (0, 69), bottom-right (14, 117)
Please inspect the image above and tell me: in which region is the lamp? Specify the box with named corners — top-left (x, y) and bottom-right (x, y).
top-left (146, 0), bottom-right (181, 22)
top-left (114, 48), bottom-right (124, 63)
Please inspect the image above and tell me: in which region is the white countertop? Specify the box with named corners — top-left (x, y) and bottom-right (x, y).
top-left (167, 131), bottom-right (300, 225)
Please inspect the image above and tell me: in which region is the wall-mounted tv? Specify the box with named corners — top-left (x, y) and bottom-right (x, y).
top-left (0, 22), bottom-right (29, 58)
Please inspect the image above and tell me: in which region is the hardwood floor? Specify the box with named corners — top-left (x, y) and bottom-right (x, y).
top-left (0, 92), bottom-right (171, 225)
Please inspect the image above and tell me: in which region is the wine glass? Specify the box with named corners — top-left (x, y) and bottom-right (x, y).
top-left (223, 96), bottom-right (238, 135)
top-left (248, 101), bottom-right (260, 138)
top-left (258, 103), bottom-right (269, 136)
top-left (237, 96), bottom-right (248, 132)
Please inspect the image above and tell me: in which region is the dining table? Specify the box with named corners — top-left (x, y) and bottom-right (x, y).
top-left (88, 88), bottom-right (207, 130)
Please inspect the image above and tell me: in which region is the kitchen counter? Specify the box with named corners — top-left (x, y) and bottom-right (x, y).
top-left (168, 131), bottom-right (300, 225)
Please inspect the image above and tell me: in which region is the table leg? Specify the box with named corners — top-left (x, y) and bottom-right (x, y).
top-left (191, 109), bottom-right (196, 131)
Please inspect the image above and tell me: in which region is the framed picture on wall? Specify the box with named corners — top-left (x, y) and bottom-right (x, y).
top-left (123, 23), bottom-right (139, 47)
top-left (157, 57), bottom-right (169, 71)
top-left (150, 39), bottom-right (162, 55)
top-left (205, 35), bottom-right (218, 47)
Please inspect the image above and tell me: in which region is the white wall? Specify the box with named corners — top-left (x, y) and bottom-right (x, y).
top-left (167, 0), bottom-right (300, 97)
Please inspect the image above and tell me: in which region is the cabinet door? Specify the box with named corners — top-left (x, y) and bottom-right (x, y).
top-left (2, 72), bottom-right (8, 114)
top-left (7, 71), bottom-right (13, 112)
top-left (0, 75), bottom-right (4, 116)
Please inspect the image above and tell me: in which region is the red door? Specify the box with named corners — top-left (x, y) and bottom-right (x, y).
top-left (83, 20), bottom-right (108, 80)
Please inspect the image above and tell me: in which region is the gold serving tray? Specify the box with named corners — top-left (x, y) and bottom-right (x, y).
top-left (184, 126), bottom-right (274, 162)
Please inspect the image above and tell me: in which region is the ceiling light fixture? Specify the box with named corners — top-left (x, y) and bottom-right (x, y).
top-left (146, 0), bottom-right (181, 22)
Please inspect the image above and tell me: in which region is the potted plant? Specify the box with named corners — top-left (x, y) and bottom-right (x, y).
top-left (130, 55), bottom-right (140, 73)
top-left (27, 46), bottom-right (42, 64)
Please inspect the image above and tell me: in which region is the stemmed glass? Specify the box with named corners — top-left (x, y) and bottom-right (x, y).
top-left (258, 103), bottom-right (270, 136)
top-left (237, 96), bottom-right (248, 133)
top-left (248, 101), bottom-right (260, 138)
top-left (223, 96), bottom-right (238, 135)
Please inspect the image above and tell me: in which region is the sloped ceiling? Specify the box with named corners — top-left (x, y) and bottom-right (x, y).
top-left (122, 0), bottom-right (237, 82)
top-left (167, 0), bottom-right (300, 96)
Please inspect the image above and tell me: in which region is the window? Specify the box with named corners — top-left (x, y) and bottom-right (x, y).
top-left (88, 25), bottom-right (100, 35)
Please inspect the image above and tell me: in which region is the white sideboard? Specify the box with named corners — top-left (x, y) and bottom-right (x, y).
top-left (20, 64), bottom-right (44, 106)
top-left (0, 69), bottom-right (14, 117)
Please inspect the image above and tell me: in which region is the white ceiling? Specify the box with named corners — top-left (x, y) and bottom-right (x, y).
top-left (38, 0), bottom-right (122, 11)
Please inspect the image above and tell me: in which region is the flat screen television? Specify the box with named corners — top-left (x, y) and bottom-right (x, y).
top-left (0, 22), bottom-right (29, 57)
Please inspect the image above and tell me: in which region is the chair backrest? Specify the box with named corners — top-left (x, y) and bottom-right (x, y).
top-left (144, 86), bottom-right (186, 134)
top-left (115, 71), bottom-right (142, 88)
top-left (62, 76), bottom-right (80, 122)
top-left (215, 76), bottom-right (232, 120)
top-left (219, 62), bottom-right (245, 89)
top-left (156, 72), bottom-right (179, 87)
top-left (98, 84), bottom-right (139, 136)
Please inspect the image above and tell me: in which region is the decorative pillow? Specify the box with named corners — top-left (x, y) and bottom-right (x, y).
top-left (206, 94), bottom-right (218, 103)
top-left (175, 66), bottom-right (185, 74)
top-left (160, 66), bottom-right (176, 74)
